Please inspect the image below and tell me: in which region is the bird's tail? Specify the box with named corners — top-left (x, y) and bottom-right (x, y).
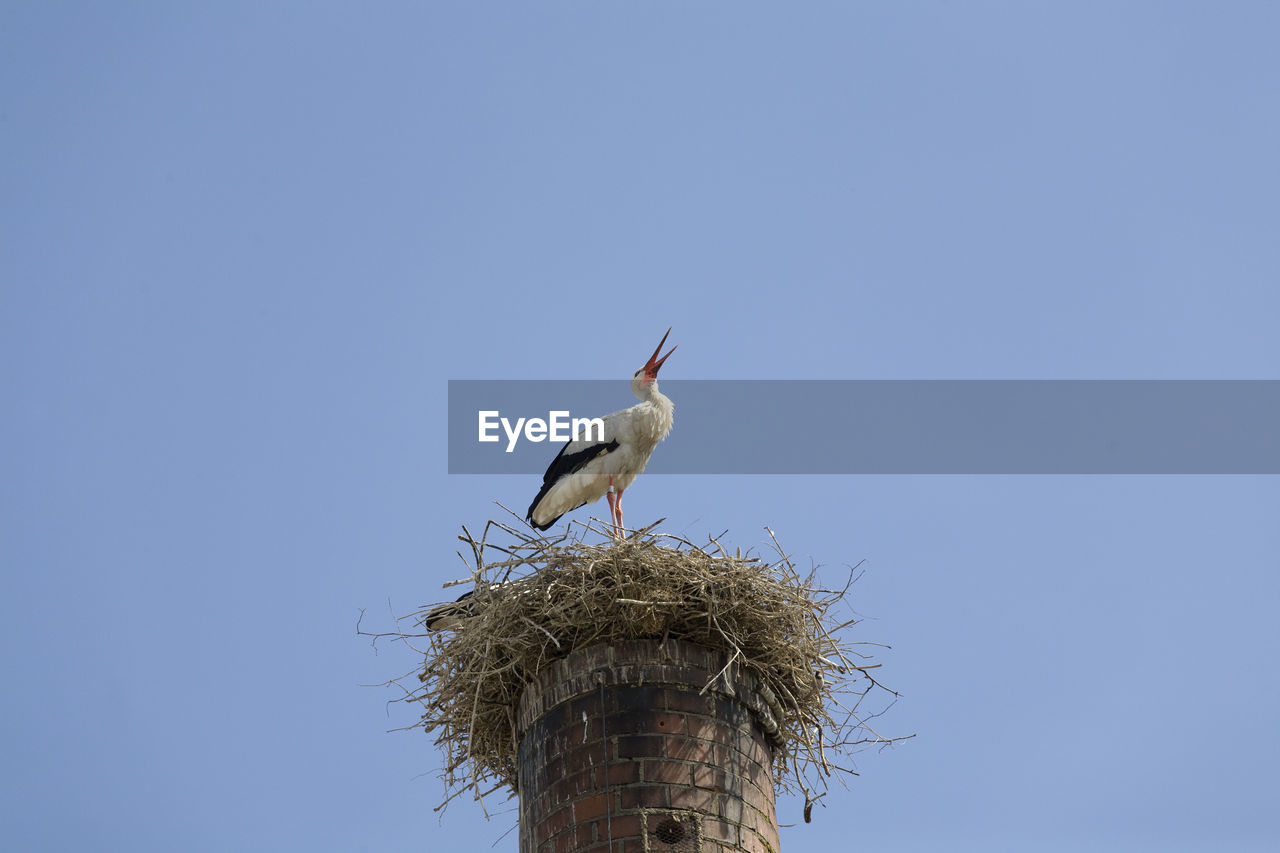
top-left (424, 597), bottom-right (473, 631)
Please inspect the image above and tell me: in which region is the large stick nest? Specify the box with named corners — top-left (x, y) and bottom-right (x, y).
top-left (388, 516), bottom-right (904, 816)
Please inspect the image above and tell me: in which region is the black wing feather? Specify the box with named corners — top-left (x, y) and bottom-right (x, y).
top-left (424, 590), bottom-right (474, 630)
top-left (526, 438), bottom-right (620, 529)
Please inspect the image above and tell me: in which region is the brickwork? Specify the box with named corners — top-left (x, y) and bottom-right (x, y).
top-left (517, 640), bottom-right (782, 853)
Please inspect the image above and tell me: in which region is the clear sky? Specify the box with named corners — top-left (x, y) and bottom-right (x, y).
top-left (3, 3), bottom-right (1278, 851)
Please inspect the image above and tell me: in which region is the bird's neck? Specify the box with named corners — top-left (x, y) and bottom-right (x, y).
top-left (636, 379), bottom-right (670, 407)
top-left (636, 383), bottom-right (674, 439)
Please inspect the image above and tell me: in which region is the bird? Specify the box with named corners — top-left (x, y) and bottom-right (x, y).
top-left (423, 590), bottom-right (478, 631)
top-left (423, 582), bottom-right (515, 631)
top-left (526, 327), bottom-right (676, 539)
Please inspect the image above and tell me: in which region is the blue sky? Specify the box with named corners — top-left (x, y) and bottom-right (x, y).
top-left (3, 3), bottom-right (1278, 851)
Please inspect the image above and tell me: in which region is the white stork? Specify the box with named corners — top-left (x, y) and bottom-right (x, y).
top-left (424, 583), bottom-right (514, 631)
top-left (423, 589), bottom-right (479, 631)
top-left (526, 328), bottom-right (676, 539)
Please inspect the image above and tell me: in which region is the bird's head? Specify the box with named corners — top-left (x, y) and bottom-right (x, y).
top-left (631, 327), bottom-right (676, 398)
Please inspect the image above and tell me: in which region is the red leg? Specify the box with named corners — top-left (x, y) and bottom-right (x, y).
top-left (605, 478), bottom-right (619, 539)
top-left (614, 489), bottom-right (625, 538)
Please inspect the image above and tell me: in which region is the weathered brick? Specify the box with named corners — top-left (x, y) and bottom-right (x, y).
top-left (610, 684), bottom-right (660, 714)
top-left (715, 795), bottom-right (744, 824)
top-left (686, 714), bottom-right (732, 742)
top-left (612, 734), bottom-right (664, 760)
top-left (703, 817), bottom-right (739, 845)
top-left (642, 758), bottom-right (692, 785)
top-left (618, 783), bottom-right (670, 809)
top-left (551, 829), bottom-right (575, 853)
top-left (691, 763), bottom-right (729, 793)
top-left (610, 707), bottom-right (663, 735)
top-left (650, 711), bottom-right (686, 735)
top-left (605, 760), bottom-right (638, 786)
top-left (573, 793), bottom-right (609, 823)
top-left (550, 765), bottom-right (596, 805)
top-left (711, 695), bottom-right (752, 726)
top-left (742, 823), bottom-right (778, 853)
top-left (663, 689), bottom-right (715, 715)
top-left (562, 743), bottom-right (607, 778)
top-left (603, 812), bottom-right (643, 839)
top-left (536, 805), bottom-right (571, 844)
top-left (573, 821), bottom-right (597, 848)
top-left (668, 785), bottom-right (718, 813)
top-left (663, 734), bottom-right (716, 763)
top-left (516, 640), bottom-right (778, 853)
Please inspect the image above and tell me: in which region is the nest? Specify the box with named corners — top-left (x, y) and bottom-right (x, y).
top-left (381, 516), bottom-right (904, 816)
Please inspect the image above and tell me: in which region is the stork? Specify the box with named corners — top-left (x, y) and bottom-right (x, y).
top-left (526, 328), bottom-right (676, 539)
top-left (423, 589), bottom-right (480, 632)
top-left (424, 583), bottom-right (514, 631)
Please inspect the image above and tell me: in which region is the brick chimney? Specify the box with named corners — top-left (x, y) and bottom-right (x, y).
top-left (516, 639), bottom-right (783, 853)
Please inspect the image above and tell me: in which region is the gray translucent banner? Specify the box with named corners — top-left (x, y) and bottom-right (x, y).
top-left (448, 380), bottom-right (1279, 474)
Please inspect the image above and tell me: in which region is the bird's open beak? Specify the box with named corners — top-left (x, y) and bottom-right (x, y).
top-left (643, 327), bottom-right (677, 377)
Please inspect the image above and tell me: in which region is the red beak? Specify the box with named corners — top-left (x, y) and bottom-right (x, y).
top-left (643, 327), bottom-right (677, 377)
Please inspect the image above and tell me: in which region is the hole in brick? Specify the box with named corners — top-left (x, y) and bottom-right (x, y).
top-left (654, 818), bottom-right (686, 844)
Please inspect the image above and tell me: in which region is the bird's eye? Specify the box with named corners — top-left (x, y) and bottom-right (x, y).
top-left (633, 369), bottom-right (642, 377)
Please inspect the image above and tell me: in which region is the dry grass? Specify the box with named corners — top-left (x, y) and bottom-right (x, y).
top-left (372, 514), bottom-right (905, 816)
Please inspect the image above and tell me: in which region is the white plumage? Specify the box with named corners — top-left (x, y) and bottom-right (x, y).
top-left (526, 328), bottom-right (676, 539)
